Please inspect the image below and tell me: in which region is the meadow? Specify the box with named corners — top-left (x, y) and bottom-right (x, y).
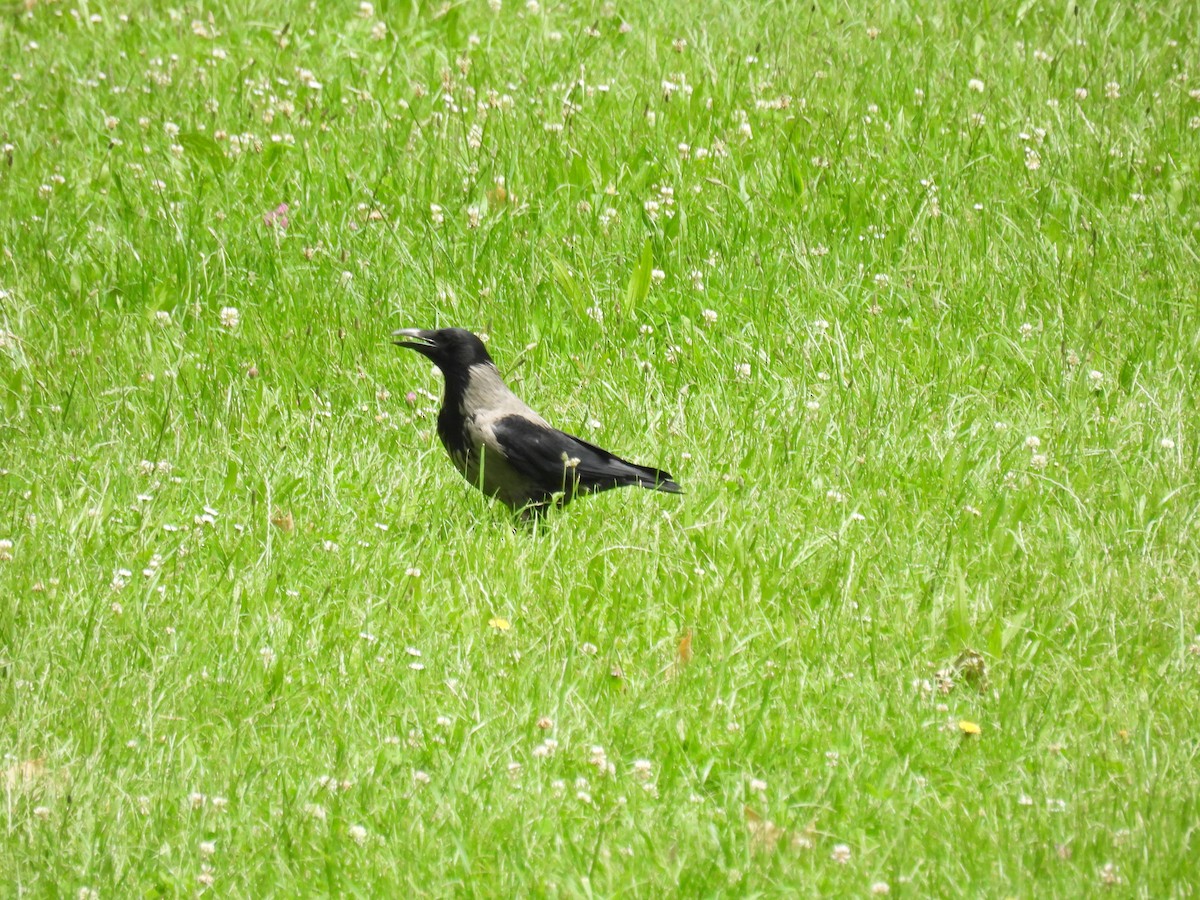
top-left (2, 0), bottom-right (1199, 895)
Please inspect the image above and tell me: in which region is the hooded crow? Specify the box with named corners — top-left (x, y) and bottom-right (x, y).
top-left (393, 328), bottom-right (682, 514)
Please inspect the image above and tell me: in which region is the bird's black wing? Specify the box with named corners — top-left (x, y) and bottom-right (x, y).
top-left (489, 414), bottom-right (679, 496)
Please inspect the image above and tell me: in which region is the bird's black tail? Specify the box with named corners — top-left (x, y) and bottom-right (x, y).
top-left (565, 432), bottom-right (683, 496)
top-left (623, 462), bottom-right (682, 494)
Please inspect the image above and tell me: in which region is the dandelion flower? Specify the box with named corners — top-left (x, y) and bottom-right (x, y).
top-left (958, 720), bottom-right (982, 735)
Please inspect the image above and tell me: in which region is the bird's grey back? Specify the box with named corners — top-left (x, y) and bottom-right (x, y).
top-left (458, 363), bottom-right (549, 431)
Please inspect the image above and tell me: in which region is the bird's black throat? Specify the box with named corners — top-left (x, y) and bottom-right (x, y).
top-left (435, 368), bottom-right (473, 459)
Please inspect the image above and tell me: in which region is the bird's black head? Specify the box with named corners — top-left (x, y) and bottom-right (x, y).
top-left (392, 327), bottom-right (494, 374)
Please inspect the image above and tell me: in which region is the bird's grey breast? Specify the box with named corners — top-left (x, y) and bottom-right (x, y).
top-left (451, 363), bottom-right (550, 505)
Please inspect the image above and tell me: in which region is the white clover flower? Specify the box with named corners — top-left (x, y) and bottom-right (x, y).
top-left (304, 803), bottom-right (326, 821)
top-left (219, 306), bottom-right (240, 329)
top-left (968, 78), bottom-right (985, 92)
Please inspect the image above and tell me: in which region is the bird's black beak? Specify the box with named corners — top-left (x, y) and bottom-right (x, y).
top-left (392, 328), bottom-right (436, 354)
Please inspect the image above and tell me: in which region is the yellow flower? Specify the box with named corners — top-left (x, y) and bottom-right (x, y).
top-left (959, 720), bottom-right (982, 736)
top-left (488, 617), bottom-right (511, 632)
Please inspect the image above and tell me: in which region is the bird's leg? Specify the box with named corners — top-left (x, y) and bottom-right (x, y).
top-left (520, 500), bottom-right (551, 520)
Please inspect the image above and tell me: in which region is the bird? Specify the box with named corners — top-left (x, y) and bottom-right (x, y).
top-left (392, 327), bottom-right (682, 515)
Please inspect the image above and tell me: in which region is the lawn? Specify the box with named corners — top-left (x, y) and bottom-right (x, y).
top-left (2, 0), bottom-right (1199, 895)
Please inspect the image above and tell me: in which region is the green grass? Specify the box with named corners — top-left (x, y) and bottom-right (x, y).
top-left (3, 0), bottom-right (1199, 895)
